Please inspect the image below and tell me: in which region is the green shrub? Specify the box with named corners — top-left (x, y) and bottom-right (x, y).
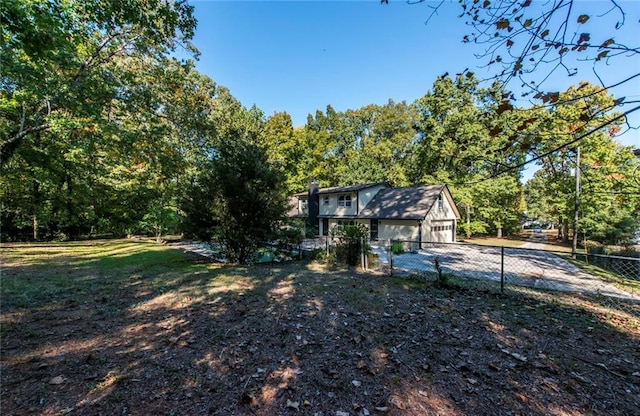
top-left (391, 241), bottom-right (404, 255)
top-left (583, 240), bottom-right (604, 254)
top-left (330, 223), bottom-right (369, 267)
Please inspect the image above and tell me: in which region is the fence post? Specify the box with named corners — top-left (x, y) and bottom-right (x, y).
top-left (325, 237), bottom-right (329, 257)
top-left (360, 237), bottom-right (365, 270)
top-left (500, 246), bottom-right (505, 294)
top-left (365, 246), bottom-right (368, 270)
top-left (389, 239), bottom-right (393, 276)
top-left (363, 237), bottom-right (368, 270)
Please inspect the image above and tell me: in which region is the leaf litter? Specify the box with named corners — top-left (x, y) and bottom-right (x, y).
top-left (1, 249), bottom-right (639, 415)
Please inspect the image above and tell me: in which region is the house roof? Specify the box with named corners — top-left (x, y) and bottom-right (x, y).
top-left (293, 182), bottom-right (388, 197)
top-left (358, 184), bottom-right (453, 220)
top-left (286, 196), bottom-right (306, 218)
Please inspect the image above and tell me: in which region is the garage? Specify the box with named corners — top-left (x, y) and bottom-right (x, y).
top-left (427, 220), bottom-right (455, 243)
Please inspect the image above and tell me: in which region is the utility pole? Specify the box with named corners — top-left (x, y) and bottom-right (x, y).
top-left (572, 146), bottom-right (580, 259)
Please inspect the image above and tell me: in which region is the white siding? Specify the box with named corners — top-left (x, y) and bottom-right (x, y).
top-left (298, 197), bottom-right (308, 215)
top-left (319, 193), bottom-right (357, 217)
top-left (378, 220), bottom-right (420, 241)
top-left (423, 191), bottom-right (457, 243)
top-left (425, 192), bottom-right (457, 221)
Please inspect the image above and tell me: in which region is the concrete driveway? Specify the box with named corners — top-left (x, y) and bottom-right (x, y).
top-left (373, 243), bottom-right (639, 301)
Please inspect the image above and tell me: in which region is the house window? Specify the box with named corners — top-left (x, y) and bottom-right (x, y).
top-left (338, 194), bottom-right (352, 207)
top-left (301, 199), bottom-right (308, 210)
top-left (437, 194), bottom-right (443, 211)
top-left (323, 196), bottom-right (330, 205)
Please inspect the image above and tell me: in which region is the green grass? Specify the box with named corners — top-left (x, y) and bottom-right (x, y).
top-left (557, 253), bottom-right (640, 295)
top-left (0, 240), bottom-right (196, 309)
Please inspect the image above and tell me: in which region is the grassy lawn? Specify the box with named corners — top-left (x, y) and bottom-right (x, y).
top-left (1, 240), bottom-right (639, 415)
top-left (557, 252), bottom-right (640, 296)
top-left (462, 230), bottom-right (575, 253)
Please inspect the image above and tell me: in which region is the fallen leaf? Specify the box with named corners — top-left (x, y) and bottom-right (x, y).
top-left (49, 375), bottom-right (65, 385)
top-left (389, 394), bottom-right (405, 410)
top-left (374, 407), bottom-right (389, 412)
top-left (336, 411), bottom-right (350, 416)
top-left (286, 399), bottom-right (300, 410)
top-left (351, 380), bottom-right (362, 387)
top-left (511, 353), bottom-right (527, 362)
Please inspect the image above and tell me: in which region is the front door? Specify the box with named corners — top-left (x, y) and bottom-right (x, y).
top-left (322, 218), bottom-right (329, 236)
top-left (370, 219), bottom-right (379, 240)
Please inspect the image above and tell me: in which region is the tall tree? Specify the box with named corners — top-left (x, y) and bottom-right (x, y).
top-left (525, 83), bottom-right (640, 244)
top-left (410, 73), bottom-right (530, 236)
top-left (0, 0), bottom-right (197, 164)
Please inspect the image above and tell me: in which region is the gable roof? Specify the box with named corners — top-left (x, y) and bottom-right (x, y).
top-left (358, 184), bottom-right (456, 220)
top-left (293, 182), bottom-right (388, 197)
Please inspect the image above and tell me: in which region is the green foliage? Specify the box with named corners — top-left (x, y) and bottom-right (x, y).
top-left (524, 83), bottom-right (639, 245)
top-left (139, 202), bottom-right (180, 243)
top-left (457, 220), bottom-right (488, 238)
top-left (409, 74), bottom-right (529, 237)
top-left (0, 1), bottom-right (206, 241)
top-left (330, 223), bottom-right (370, 267)
top-left (1, 0), bottom-right (197, 163)
top-left (186, 126), bottom-right (288, 264)
top-left (391, 241), bottom-right (405, 255)
top-left (278, 218), bottom-right (305, 251)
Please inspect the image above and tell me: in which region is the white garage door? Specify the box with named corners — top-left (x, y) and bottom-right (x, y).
top-left (430, 221), bottom-right (454, 243)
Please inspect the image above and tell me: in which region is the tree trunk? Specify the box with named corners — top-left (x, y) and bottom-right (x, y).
top-left (562, 220), bottom-right (569, 243)
top-left (32, 180), bottom-right (40, 240)
top-left (557, 216), bottom-right (563, 240)
top-left (465, 205), bottom-right (471, 238)
top-left (32, 215), bottom-right (38, 240)
top-left (497, 226), bottom-right (503, 239)
top-left (64, 169), bottom-right (78, 238)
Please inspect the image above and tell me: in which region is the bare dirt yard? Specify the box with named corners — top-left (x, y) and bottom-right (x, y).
top-left (1, 240), bottom-right (639, 415)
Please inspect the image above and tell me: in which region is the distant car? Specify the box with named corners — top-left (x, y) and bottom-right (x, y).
top-left (533, 226), bottom-right (542, 233)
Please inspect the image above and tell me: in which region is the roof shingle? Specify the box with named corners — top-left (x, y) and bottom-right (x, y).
top-left (357, 184), bottom-right (445, 220)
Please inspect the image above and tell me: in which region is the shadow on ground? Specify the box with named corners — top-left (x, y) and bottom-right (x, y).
top-left (1, 240), bottom-right (639, 415)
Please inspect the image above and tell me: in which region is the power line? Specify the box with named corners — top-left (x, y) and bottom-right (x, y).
top-left (457, 104), bottom-right (640, 185)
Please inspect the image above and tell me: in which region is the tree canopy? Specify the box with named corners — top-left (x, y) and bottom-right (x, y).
top-left (2, 1), bottom-right (637, 252)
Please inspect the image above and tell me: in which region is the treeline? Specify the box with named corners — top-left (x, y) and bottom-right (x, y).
top-left (2, 1), bottom-right (638, 246)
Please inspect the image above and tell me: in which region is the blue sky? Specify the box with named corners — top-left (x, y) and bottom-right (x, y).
top-left (189, 0), bottom-right (639, 179)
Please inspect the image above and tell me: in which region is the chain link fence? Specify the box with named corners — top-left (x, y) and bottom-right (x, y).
top-left (370, 239), bottom-right (640, 317)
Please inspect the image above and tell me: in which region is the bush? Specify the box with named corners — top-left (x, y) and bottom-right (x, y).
top-left (391, 241), bottom-right (404, 255)
top-left (330, 223), bottom-right (369, 267)
top-left (278, 219), bottom-right (305, 251)
top-left (583, 240), bottom-right (604, 254)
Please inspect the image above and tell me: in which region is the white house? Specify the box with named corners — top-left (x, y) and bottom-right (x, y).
top-left (288, 182), bottom-right (460, 244)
